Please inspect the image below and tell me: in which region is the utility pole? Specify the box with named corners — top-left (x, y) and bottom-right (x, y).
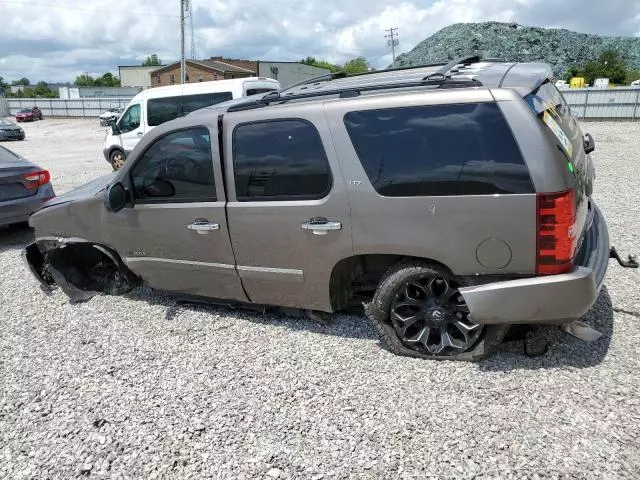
top-left (385, 27), bottom-right (399, 64)
top-left (180, 0), bottom-right (186, 83)
top-left (189, 0), bottom-right (196, 59)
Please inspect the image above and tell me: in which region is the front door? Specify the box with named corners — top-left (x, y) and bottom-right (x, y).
top-left (223, 109), bottom-right (353, 311)
top-left (116, 103), bottom-right (143, 154)
top-left (105, 126), bottom-right (247, 302)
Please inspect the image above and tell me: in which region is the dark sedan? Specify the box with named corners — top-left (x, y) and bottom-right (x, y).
top-left (0, 144), bottom-right (54, 227)
top-left (0, 118), bottom-right (25, 141)
top-left (15, 107), bottom-right (43, 122)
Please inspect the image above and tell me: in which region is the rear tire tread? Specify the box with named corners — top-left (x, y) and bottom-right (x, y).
top-left (365, 259), bottom-right (509, 361)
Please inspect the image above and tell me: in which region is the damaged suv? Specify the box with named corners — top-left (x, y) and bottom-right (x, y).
top-left (24, 56), bottom-right (633, 360)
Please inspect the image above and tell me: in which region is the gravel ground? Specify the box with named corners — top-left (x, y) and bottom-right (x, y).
top-left (1, 119), bottom-right (639, 479)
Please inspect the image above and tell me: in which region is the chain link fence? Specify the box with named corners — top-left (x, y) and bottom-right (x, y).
top-left (5, 97), bottom-right (134, 118)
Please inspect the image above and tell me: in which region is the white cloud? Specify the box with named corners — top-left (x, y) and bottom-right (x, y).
top-left (0, 0), bottom-right (639, 83)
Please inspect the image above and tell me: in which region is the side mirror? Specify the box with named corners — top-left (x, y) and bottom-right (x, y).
top-left (111, 120), bottom-right (119, 135)
top-left (104, 182), bottom-right (128, 212)
top-left (584, 133), bottom-right (595, 155)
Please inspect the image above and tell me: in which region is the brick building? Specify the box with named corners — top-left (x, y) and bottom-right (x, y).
top-left (150, 59), bottom-right (254, 87)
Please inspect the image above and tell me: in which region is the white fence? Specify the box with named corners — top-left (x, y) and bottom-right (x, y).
top-left (6, 97), bottom-right (134, 118)
top-left (4, 87), bottom-right (640, 120)
top-left (562, 87), bottom-right (640, 120)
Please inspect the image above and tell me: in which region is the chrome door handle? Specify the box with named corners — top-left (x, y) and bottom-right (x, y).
top-left (188, 220), bottom-right (219, 235)
top-left (301, 219), bottom-right (342, 235)
top-left (137, 132), bottom-right (144, 136)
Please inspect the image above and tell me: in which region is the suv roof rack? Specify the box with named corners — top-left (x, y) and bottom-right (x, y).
top-left (227, 55), bottom-right (484, 113)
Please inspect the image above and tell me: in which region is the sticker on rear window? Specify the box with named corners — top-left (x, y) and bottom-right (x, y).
top-left (543, 111), bottom-right (573, 158)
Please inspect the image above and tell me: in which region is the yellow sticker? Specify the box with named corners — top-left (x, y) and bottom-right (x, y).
top-left (543, 111), bottom-right (573, 158)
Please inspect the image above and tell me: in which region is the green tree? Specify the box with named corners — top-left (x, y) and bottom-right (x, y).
top-left (11, 77), bottom-right (30, 86)
top-left (582, 50), bottom-right (627, 85)
top-left (33, 81), bottom-right (58, 98)
top-left (94, 73), bottom-right (121, 87)
top-left (300, 57), bottom-right (340, 73)
top-left (342, 56), bottom-right (371, 75)
top-left (142, 54), bottom-right (162, 66)
top-left (74, 74), bottom-right (95, 87)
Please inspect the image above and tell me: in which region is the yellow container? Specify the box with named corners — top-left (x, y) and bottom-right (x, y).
top-left (570, 77), bottom-right (585, 88)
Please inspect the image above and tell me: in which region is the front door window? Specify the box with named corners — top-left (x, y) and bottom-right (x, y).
top-left (118, 104), bottom-right (141, 133)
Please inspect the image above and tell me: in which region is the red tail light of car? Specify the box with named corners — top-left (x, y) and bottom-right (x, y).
top-left (23, 170), bottom-right (51, 189)
top-left (536, 189), bottom-right (577, 275)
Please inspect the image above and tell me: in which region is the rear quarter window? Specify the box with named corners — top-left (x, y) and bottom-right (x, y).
top-left (343, 102), bottom-right (533, 196)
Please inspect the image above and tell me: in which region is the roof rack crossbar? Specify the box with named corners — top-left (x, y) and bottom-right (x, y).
top-left (423, 55), bottom-right (481, 81)
top-left (226, 77), bottom-right (483, 112)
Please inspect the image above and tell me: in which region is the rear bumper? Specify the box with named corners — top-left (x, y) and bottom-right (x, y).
top-left (460, 200), bottom-right (609, 325)
top-left (0, 183), bottom-right (55, 227)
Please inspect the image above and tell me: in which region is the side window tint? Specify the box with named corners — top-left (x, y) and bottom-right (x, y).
top-left (147, 98), bottom-right (181, 127)
top-left (233, 120), bottom-right (331, 201)
top-left (344, 103), bottom-right (533, 196)
top-left (148, 93), bottom-right (234, 127)
top-left (181, 92), bottom-right (233, 115)
top-left (131, 127), bottom-right (216, 203)
top-left (246, 88), bottom-right (277, 96)
top-left (118, 104), bottom-right (141, 133)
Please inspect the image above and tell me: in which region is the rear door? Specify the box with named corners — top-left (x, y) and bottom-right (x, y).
top-left (223, 106), bottom-right (353, 311)
top-left (104, 125), bottom-right (247, 302)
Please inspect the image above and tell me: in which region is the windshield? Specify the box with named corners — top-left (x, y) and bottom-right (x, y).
top-left (0, 119), bottom-right (16, 126)
top-left (19, 109), bottom-right (31, 113)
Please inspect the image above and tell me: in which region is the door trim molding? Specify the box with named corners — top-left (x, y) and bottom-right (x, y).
top-left (124, 256), bottom-right (235, 269)
top-left (236, 265), bottom-right (303, 275)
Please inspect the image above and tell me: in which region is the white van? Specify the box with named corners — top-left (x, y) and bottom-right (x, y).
top-left (103, 77), bottom-right (280, 169)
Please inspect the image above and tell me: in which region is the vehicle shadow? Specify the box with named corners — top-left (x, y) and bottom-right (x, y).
top-left (127, 288), bottom-right (380, 341)
top-left (128, 285), bottom-right (615, 362)
top-left (479, 286), bottom-right (614, 371)
top-left (0, 224), bottom-right (34, 254)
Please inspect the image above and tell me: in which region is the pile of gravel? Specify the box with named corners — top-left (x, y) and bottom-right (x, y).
top-left (393, 22), bottom-right (640, 78)
top-left (1, 121), bottom-right (639, 478)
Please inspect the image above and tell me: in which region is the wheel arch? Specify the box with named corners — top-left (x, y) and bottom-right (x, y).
top-left (329, 254), bottom-right (454, 311)
top-left (34, 239), bottom-right (139, 299)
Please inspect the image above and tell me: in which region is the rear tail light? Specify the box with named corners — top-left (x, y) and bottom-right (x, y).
top-left (22, 170), bottom-right (51, 189)
top-left (536, 189), bottom-right (577, 275)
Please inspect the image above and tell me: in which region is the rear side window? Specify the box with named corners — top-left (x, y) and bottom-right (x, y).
top-left (246, 88), bottom-right (277, 96)
top-left (344, 103), bottom-right (533, 196)
top-left (233, 119), bottom-right (331, 201)
top-left (148, 92), bottom-right (233, 127)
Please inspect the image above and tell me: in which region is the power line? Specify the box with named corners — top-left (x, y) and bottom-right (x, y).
top-left (0, 0), bottom-right (179, 17)
top-left (385, 27), bottom-right (399, 65)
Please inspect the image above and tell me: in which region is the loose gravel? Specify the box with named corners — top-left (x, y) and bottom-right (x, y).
top-left (1, 119), bottom-right (639, 479)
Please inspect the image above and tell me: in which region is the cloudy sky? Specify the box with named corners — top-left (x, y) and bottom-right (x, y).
top-left (1, 0), bottom-right (640, 83)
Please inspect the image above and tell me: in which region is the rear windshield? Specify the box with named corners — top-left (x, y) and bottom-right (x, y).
top-left (525, 82), bottom-right (581, 162)
top-left (147, 92), bottom-right (233, 126)
top-left (344, 102), bottom-right (533, 196)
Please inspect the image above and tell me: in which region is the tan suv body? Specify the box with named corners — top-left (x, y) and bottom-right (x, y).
top-left (24, 57), bottom-right (616, 360)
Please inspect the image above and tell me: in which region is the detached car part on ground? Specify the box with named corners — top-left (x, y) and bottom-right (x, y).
top-left (23, 57), bottom-right (638, 361)
top-left (1, 144), bottom-right (54, 227)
